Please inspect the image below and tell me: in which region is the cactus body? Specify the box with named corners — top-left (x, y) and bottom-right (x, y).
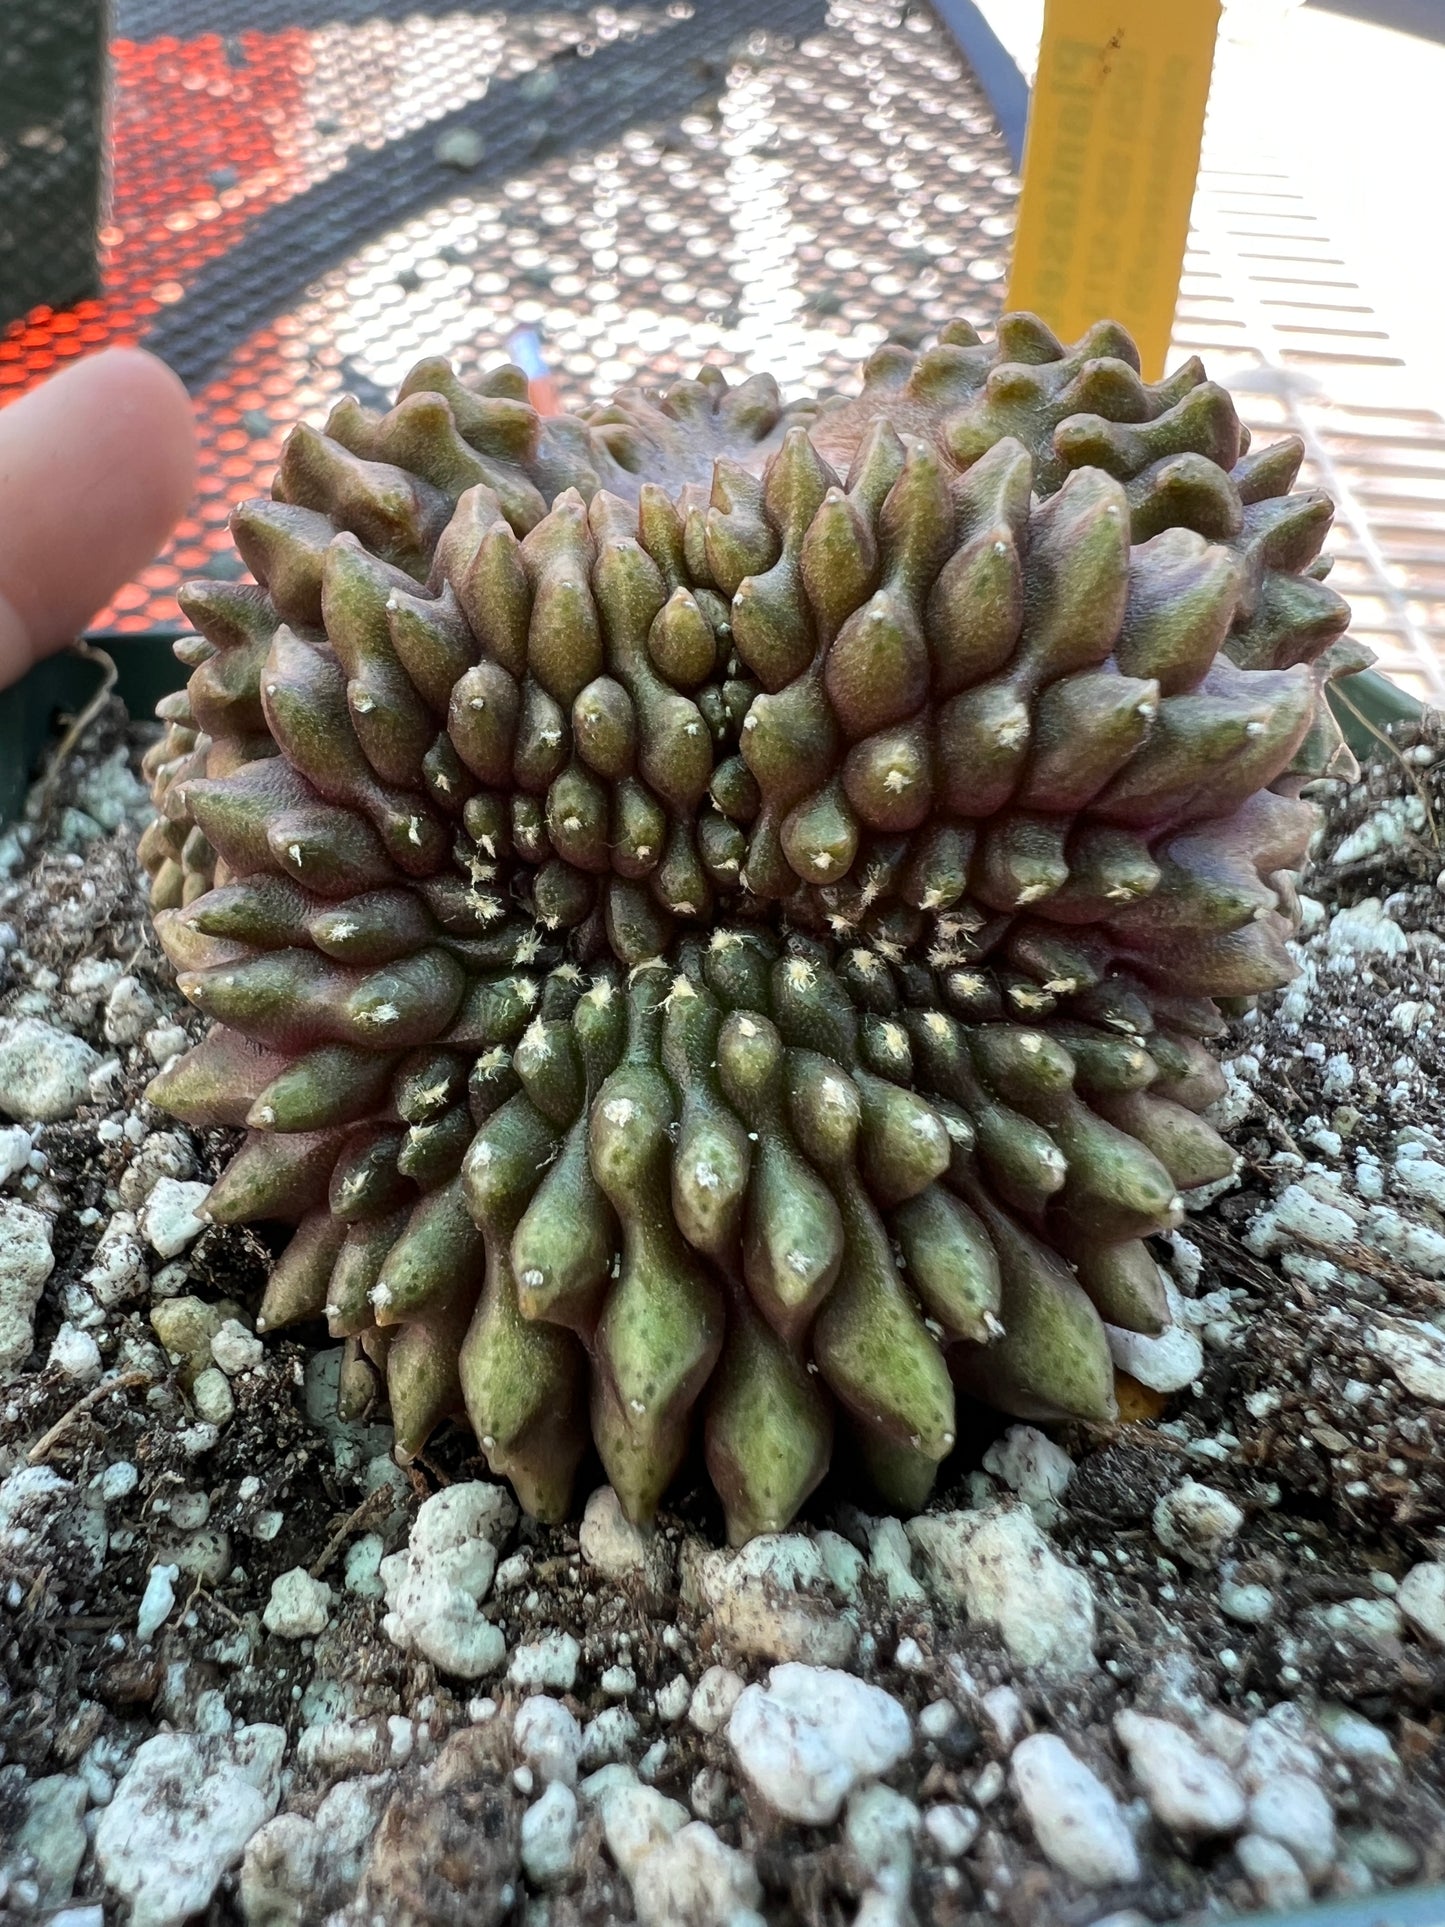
top-left (142, 314), bottom-right (1360, 1542)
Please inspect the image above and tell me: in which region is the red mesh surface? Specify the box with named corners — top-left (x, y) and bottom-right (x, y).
top-left (1, 31), bottom-right (308, 629)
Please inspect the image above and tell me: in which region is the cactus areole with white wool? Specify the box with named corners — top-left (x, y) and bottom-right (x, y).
top-left (139, 313), bottom-right (1361, 1543)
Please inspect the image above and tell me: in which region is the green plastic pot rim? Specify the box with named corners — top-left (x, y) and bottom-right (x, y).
top-left (1220, 1886), bottom-right (1445, 1927)
top-left (0, 630), bottom-right (188, 829)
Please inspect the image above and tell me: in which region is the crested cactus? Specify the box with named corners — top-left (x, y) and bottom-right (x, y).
top-left (140, 313), bottom-right (1362, 1543)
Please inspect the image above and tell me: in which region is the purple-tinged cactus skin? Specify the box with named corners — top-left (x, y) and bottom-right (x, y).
top-left (139, 313), bottom-right (1361, 1542)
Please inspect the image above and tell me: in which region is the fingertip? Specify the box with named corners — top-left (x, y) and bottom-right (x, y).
top-left (82, 344), bottom-right (196, 458)
top-left (0, 346), bottom-right (197, 687)
top-left (42, 345), bottom-right (198, 547)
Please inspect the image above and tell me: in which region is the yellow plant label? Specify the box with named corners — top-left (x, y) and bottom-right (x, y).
top-left (1006, 0), bottom-right (1221, 379)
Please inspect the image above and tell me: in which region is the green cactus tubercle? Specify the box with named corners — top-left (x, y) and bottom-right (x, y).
top-left (139, 313), bottom-right (1360, 1543)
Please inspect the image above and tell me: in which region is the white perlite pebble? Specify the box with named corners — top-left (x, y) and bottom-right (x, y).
top-left (1114, 1711), bottom-right (1246, 1838)
top-left (1396, 1154), bottom-right (1445, 1213)
top-left (1324, 897), bottom-right (1408, 967)
top-left (853, 1896), bottom-right (911, 1927)
top-left (1220, 1578), bottom-right (1275, 1625)
top-left (42, 1901), bottom-right (103, 1927)
top-left (0, 1122), bottom-right (32, 1183)
top-left (192, 1367), bottom-right (235, 1426)
top-left (1238, 1705), bottom-right (1321, 1790)
top-left (139, 1178), bottom-right (212, 1259)
top-left (509, 1631), bottom-right (581, 1692)
top-left (344, 1533), bottom-right (385, 1600)
top-left (48, 1322), bottom-right (102, 1384)
top-left (655, 1674), bottom-right (692, 1724)
top-left (1106, 1284), bottom-right (1205, 1395)
top-left (119, 1130), bottom-right (196, 1211)
top-left (1152, 1479), bottom-right (1244, 1566)
top-left (0, 1464), bottom-right (107, 1577)
top-left (0, 1198), bottom-right (54, 1379)
top-left (814, 1529), bottom-right (865, 1601)
top-left (689, 1666), bottom-right (745, 1735)
top-left (907, 1504), bottom-right (1096, 1675)
top-left (1398, 1562), bottom-right (1445, 1646)
top-left (104, 976), bottom-right (159, 1046)
top-left (579, 1484), bottom-right (660, 1580)
top-left (379, 1480), bottom-right (515, 1678)
top-left (1370, 1320), bottom-right (1445, 1404)
top-left (1318, 1704), bottom-right (1399, 1774)
top-left (0, 1017), bottom-right (101, 1122)
top-left (240, 1774), bottom-right (390, 1927)
top-left (594, 1778), bottom-right (689, 1881)
top-left (1205, 1059), bottom-right (1257, 1133)
top-left (1314, 1596), bottom-right (1403, 1649)
top-left (12, 1774), bottom-right (89, 1907)
top-left (491, 1550), bottom-right (528, 1593)
top-left (156, 1525), bottom-right (230, 1588)
top-left (1010, 1734), bottom-right (1141, 1888)
top-left (295, 1717), bottom-right (412, 1778)
top-left (867, 1516), bottom-right (925, 1606)
top-left (145, 1024), bottom-right (191, 1069)
top-left (1331, 796), bottom-right (1426, 867)
top-left (726, 1663), bottom-right (911, 1826)
top-left (919, 1700), bottom-right (959, 1742)
top-left (137, 1564), bottom-right (179, 1644)
top-left (580, 1706), bottom-right (641, 1770)
top-left (976, 1762), bottom-right (1010, 1806)
top-left (1244, 1182), bottom-right (1358, 1259)
top-left (692, 1532), bottom-right (855, 1666)
top-left (981, 1425), bottom-right (1074, 1520)
top-left (211, 1318), bottom-right (263, 1376)
top-left (94, 1725), bottom-right (286, 1927)
top-left (1364, 1206), bottom-right (1445, 1280)
top-left (1237, 1833), bottom-right (1310, 1910)
top-left (1246, 1772), bottom-right (1337, 1881)
top-left (630, 1819), bottom-right (765, 1927)
top-left (514, 1695), bottom-right (584, 1786)
top-left (521, 1781), bottom-right (579, 1889)
top-left (263, 1567), bottom-right (332, 1639)
top-left (82, 1212), bottom-right (147, 1309)
top-left (980, 1685), bottom-right (1026, 1749)
top-left (845, 1783), bottom-right (920, 1895)
top-left (923, 1803), bottom-right (979, 1860)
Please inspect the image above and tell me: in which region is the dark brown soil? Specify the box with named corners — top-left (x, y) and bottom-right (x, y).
top-left (1, 700), bottom-right (1444, 1927)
